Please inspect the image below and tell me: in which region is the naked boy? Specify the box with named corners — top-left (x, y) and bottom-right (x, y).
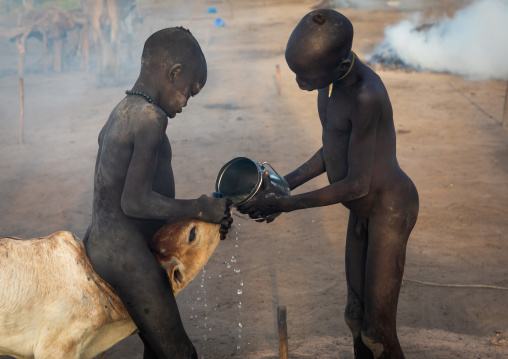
top-left (238, 10), bottom-right (419, 359)
top-left (84, 28), bottom-right (232, 359)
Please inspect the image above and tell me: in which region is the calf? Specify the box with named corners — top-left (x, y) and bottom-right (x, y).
top-left (0, 218), bottom-right (220, 359)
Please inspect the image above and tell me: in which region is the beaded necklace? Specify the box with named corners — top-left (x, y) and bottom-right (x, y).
top-left (125, 90), bottom-right (154, 104)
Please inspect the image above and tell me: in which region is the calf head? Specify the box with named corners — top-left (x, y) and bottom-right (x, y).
top-left (149, 218), bottom-right (221, 295)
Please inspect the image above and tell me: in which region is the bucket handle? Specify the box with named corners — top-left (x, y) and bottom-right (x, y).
top-left (232, 161), bottom-right (289, 222)
top-left (261, 162), bottom-right (289, 194)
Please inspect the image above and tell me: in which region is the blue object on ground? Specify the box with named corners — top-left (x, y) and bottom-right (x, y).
top-left (207, 7), bottom-right (217, 13)
top-left (214, 18), bottom-right (225, 27)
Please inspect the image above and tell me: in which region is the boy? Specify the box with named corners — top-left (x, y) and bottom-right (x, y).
top-left (239, 10), bottom-right (418, 359)
top-left (84, 27), bottom-right (231, 358)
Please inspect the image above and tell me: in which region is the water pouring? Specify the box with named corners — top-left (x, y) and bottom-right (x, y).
top-left (215, 157), bottom-right (290, 221)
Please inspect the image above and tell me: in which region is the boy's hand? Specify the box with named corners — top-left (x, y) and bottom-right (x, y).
top-left (197, 195), bottom-right (233, 239)
top-left (211, 192), bottom-right (234, 239)
top-left (237, 171), bottom-right (287, 221)
top-left (197, 195), bottom-right (231, 223)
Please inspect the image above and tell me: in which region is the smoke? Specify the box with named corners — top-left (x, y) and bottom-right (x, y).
top-left (366, 0), bottom-right (508, 80)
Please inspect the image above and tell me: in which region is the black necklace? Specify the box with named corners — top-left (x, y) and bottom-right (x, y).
top-left (125, 90), bottom-right (154, 104)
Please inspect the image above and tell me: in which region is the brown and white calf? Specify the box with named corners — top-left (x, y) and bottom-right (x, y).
top-left (0, 218), bottom-right (220, 359)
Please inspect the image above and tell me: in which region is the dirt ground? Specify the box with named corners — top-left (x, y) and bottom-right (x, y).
top-left (1, 0), bottom-right (507, 358)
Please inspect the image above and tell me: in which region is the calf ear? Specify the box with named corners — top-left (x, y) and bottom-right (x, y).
top-left (166, 257), bottom-right (185, 294)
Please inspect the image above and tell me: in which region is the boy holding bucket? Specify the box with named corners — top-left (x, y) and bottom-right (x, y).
top-left (84, 28), bottom-right (232, 358)
top-left (238, 10), bottom-right (418, 358)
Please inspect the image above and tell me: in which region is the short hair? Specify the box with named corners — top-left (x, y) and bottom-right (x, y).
top-left (286, 9), bottom-right (354, 68)
top-left (141, 27), bottom-right (206, 71)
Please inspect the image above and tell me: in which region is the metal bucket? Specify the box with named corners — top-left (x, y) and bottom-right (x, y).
top-left (215, 157), bottom-right (290, 207)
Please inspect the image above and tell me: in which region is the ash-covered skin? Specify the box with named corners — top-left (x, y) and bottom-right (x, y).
top-left (84, 27), bottom-right (232, 359)
top-left (238, 10), bottom-right (418, 359)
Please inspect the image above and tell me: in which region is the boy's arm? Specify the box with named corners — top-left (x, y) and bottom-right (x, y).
top-left (120, 110), bottom-right (228, 223)
top-left (284, 148), bottom-right (326, 191)
top-left (240, 88), bottom-right (379, 216)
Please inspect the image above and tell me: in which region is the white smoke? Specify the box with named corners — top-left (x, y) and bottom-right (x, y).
top-left (366, 0), bottom-right (508, 80)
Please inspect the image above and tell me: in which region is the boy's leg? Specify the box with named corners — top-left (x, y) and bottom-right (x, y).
top-left (139, 332), bottom-right (159, 359)
top-left (361, 210), bottom-right (414, 359)
top-left (93, 234), bottom-right (197, 359)
top-left (344, 211), bottom-right (374, 359)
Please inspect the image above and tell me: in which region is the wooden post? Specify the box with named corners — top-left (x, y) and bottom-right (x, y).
top-left (275, 64), bottom-right (281, 95)
top-left (79, 25), bottom-right (90, 72)
top-left (53, 38), bottom-right (63, 73)
top-left (277, 305), bottom-right (288, 359)
top-left (16, 33), bottom-right (26, 145)
top-left (19, 77), bottom-right (24, 144)
top-left (443, 0), bottom-right (451, 17)
top-left (502, 79), bottom-right (508, 128)
top-left (42, 32), bottom-right (48, 73)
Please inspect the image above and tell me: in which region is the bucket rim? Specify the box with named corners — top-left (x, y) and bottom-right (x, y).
top-left (215, 157), bottom-right (262, 206)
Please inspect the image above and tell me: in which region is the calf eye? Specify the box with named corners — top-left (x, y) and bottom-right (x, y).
top-left (188, 227), bottom-right (196, 243)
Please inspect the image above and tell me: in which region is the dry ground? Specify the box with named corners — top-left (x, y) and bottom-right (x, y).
top-left (0, 0), bottom-right (507, 358)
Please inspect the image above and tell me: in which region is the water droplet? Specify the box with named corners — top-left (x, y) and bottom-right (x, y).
top-left (227, 263), bottom-right (231, 269)
top-left (200, 284), bottom-right (204, 287)
top-left (234, 269), bottom-right (241, 273)
top-left (219, 274), bottom-right (222, 278)
top-left (238, 303), bottom-right (242, 309)
top-left (209, 328), bottom-right (212, 331)
top-left (240, 280), bottom-right (244, 286)
top-left (237, 289), bottom-right (243, 295)
top-left (239, 335), bottom-right (242, 339)
top-left (238, 323), bottom-right (242, 328)
top-left (231, 259), bottom-right (236, 263)
top-left (197, 297), bottom-right (201, 301)
top-left (235, 244), bottom-right (238, 248)
top-left (236, 345), bottom-right (241, 350)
